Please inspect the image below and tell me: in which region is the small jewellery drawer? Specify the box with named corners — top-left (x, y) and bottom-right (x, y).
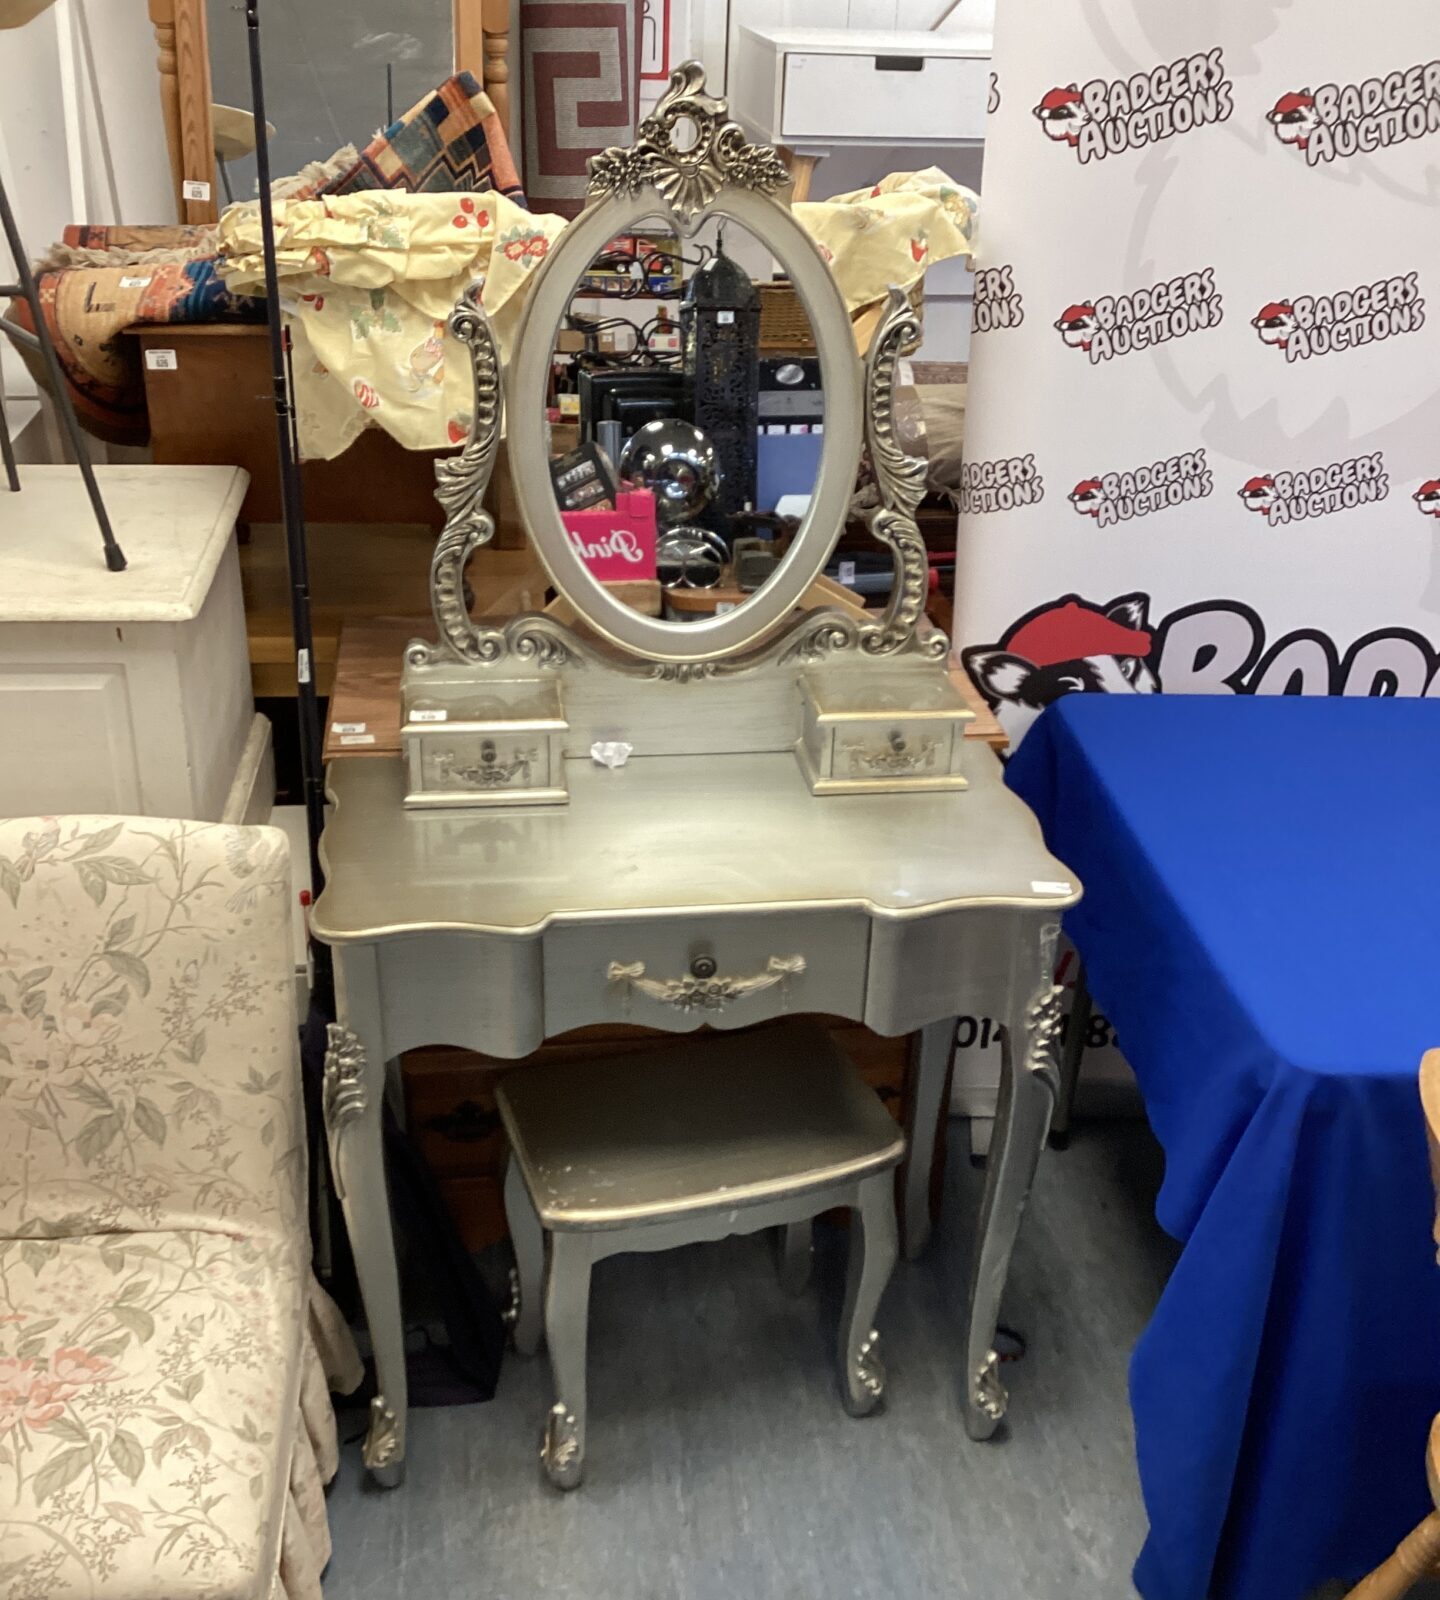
top-left (796, 669), bottom-right (971, 795)
top-left (402, 677), bottom-right (569, 809)
top-left (834, 718), bottom-right (954, 782)
top-left (542, 911), bottom-right (870, 1035)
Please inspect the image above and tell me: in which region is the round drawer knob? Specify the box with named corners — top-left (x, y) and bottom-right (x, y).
top-left (689, 954), bottom-right (718, 980)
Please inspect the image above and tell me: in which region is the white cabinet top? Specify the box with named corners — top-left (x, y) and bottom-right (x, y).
top-left (0, 466), bottom-right (249, 621)
top-left (737, 24), bottom-right (992, 57)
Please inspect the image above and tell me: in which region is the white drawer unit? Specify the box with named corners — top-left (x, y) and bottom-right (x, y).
top-left (732, 25), bottom-right (992, 149)
top-left (0, 465), bottom-right (269, 823)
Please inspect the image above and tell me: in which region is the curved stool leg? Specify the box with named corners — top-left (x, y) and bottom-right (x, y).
top-left (777, 1219), bottom-right (813, 1295)
top-left (505, 1157), bottom-right (546, 1356)
top-left (542, 1231), bottom-right (593, 1489)
top-left (838, 1170), bottom-right (899, 1417)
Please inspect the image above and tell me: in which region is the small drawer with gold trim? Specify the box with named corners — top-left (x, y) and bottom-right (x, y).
top-left (402, 679), bottom-right (569, 808)
top-left (796, 669), bottom-right (971, 795)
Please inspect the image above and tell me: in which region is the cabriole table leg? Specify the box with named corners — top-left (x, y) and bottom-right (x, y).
top-left (961, 922), bottom-right (1063, 1440)
top-left (323, 1015), bottom-right (409, 1486)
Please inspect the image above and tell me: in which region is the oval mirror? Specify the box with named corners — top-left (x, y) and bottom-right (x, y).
top-left (507, 94), bottom-right (862, 664)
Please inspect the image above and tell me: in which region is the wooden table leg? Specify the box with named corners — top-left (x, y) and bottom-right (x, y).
top-left (778, 145), bottom-right (821, 203)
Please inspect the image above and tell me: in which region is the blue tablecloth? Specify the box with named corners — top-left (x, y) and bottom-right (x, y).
top-left (1006, 695), bottom-right (1440, 1600)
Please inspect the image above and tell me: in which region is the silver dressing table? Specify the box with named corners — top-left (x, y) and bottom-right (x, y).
top-left (311, 64), bottom-right (1079, 1486)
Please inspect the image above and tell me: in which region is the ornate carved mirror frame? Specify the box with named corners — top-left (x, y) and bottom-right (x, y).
top-left (405, 61), bottom-right (948, 684)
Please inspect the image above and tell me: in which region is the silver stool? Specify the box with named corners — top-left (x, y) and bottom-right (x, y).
top-left (497, 1018), bottom-right (905, 1489)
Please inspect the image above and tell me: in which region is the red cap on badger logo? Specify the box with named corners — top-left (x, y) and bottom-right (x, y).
top-left (1254, 302), bottom-right (1294, 322)
top-left (1036, 85), bottom-right (1084, 112)
top-left (1270, 90), bottom-right (1315, 117)
top-left (1007, 602), bottom-right (1152, 668)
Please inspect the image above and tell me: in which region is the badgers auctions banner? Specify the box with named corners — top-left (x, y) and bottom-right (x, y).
top-left (956, 1), bottom-right (1440, 750)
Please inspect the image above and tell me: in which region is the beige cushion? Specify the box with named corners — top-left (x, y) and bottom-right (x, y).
top-left (0, 1229), bottom-right (304, 1599)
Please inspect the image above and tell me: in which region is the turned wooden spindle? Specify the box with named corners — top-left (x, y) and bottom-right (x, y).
top-left (454, 0), bottom-right (511, 135)
top-left (148, 0), bottom-right (216, 224)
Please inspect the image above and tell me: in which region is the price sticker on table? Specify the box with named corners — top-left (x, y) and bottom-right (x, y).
top-left (182, 178), bottom-right (212, 202)
top-left (144, 349), bottom-right (178, 372)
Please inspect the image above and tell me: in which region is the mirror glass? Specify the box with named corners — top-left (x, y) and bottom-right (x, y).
top-left (542, 214), bottom-right (826, 624)
top-left (205, 0), bottom-right (452, 199)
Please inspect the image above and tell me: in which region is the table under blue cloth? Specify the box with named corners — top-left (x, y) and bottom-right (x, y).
top-left (1006, 694), bottom-right (1440, 1600)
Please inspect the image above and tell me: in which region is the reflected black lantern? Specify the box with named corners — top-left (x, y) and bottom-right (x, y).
top-left (681, 241), bottom-right (760, 529)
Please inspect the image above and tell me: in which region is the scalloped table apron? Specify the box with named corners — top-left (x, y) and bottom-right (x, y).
top-left (1006, 694), bottom-right (1440, 1600)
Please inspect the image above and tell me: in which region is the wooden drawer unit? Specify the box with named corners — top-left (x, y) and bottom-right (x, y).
top-left (542, 911), bottom-right (870, 1036)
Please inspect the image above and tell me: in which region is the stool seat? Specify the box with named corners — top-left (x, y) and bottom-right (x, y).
top-left (497, 1019), bottom-right (905, 1488)
top-left (497, 1020), bottom-right (904, 1229)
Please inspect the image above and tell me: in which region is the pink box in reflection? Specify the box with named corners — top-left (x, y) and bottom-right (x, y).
top-left (561, 489), bottom-right (658, 581)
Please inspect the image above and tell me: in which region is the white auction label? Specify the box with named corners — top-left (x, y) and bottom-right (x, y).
top-left (144, 349), bottom-right (178, 371)
top-left (838, 560), bottom-right (857, 585)
top-left (717, 309), bottom-right (735, 324)
top-left (331, 721), bottom-right (366, 734)
top-left (182, 178), bottom-right (211, 201)
top-left (339, 733), bottom-right (376, 747)
top-left (411, 709), bottom-right (447, 722)
top-left (1031, 880), bottom-right (1073, 895)
top-left (119, 275), bottom-right (152, 289)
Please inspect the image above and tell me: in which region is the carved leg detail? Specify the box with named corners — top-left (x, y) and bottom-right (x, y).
top-left (324, 1022), bottom-right (408, 1485)
top-left (1050, 961), bottom-right (1091, 1150)
top-left (777, 1219), bottom-right (813, 1295)
top-left (363, 1396), bottom-right (405, 1488)
top-left (903, 1017), bottom-right (956, 1259)
top-left (542, 1232), bottom-right (592, 1490)
top-left (961, 938), bottom-right (1062, 1442)
top-left (505, 1156), bottom-right (546, 1357)
top-left (839, 1170), bottom-right (899, 1417)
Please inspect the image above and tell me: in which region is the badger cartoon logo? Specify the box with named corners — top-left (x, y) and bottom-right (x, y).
top-left (1252, 302), bottom-right (1297, 349)
top-left (1268, 90), bottom-right (1320, 150)
top-left (1414, 480), bottom-right (1440, 518)
top-left (1055, 303), bottom-right (1099, 352)
top-left (1238, 476), bottom-right (1278, 514)
top-left (962, 593), bottom-right (1158, 746)
top-left (1069, 479), bottom-right (1104, 516)
top-left (1034, 85), bottom-right (1091, 145)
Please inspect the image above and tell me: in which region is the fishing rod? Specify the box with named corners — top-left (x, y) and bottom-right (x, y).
top-left (244, 0), bottom-right (333, 1009)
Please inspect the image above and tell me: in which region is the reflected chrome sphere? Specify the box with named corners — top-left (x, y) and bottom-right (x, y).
top-left (619, 418), bottom-right (719, 527)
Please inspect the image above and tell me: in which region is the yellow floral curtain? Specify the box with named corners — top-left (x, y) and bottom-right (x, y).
top-left (218, 169), bottom-right (975, 461)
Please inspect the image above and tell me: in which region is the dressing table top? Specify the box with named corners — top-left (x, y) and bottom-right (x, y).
top-left (311, 743), bottom-right (1080, 944)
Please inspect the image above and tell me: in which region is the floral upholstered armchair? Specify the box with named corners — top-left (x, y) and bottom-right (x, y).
top-left (0, 817), bottom-right (360, 1600)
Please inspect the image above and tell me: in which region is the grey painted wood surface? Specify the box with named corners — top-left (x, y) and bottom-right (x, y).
top-left (323, 1121), bottom-right (1180, 1599)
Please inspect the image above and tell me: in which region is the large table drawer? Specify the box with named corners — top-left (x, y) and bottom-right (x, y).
top-left (542, 911), bottom-right (870, 1035)
top-left (781, 51), bottom-right (989, 143)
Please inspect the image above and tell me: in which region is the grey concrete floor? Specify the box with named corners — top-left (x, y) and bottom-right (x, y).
top-left (322, 1119), bottom-right (1182, 1599)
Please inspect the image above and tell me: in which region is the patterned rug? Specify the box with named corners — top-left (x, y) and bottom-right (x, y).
top-left (520, 0), bottom-right (639, 217)
top-left (320, 72), bottom-right (524, 200)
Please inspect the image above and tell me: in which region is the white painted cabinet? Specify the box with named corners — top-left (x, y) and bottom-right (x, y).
top-left (0, 465), bottom-right (269, 822)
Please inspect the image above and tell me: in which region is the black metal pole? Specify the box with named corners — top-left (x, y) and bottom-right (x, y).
top-left (0, 172), bottom-right (125, 569)
top-left (244, 0), bottom-right (333, 1009)
top-left (0, 379), bottom-right (20, 493)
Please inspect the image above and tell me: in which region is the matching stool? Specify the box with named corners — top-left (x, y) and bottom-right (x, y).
top-left (496, 1018), bottom-right (905, 1489)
